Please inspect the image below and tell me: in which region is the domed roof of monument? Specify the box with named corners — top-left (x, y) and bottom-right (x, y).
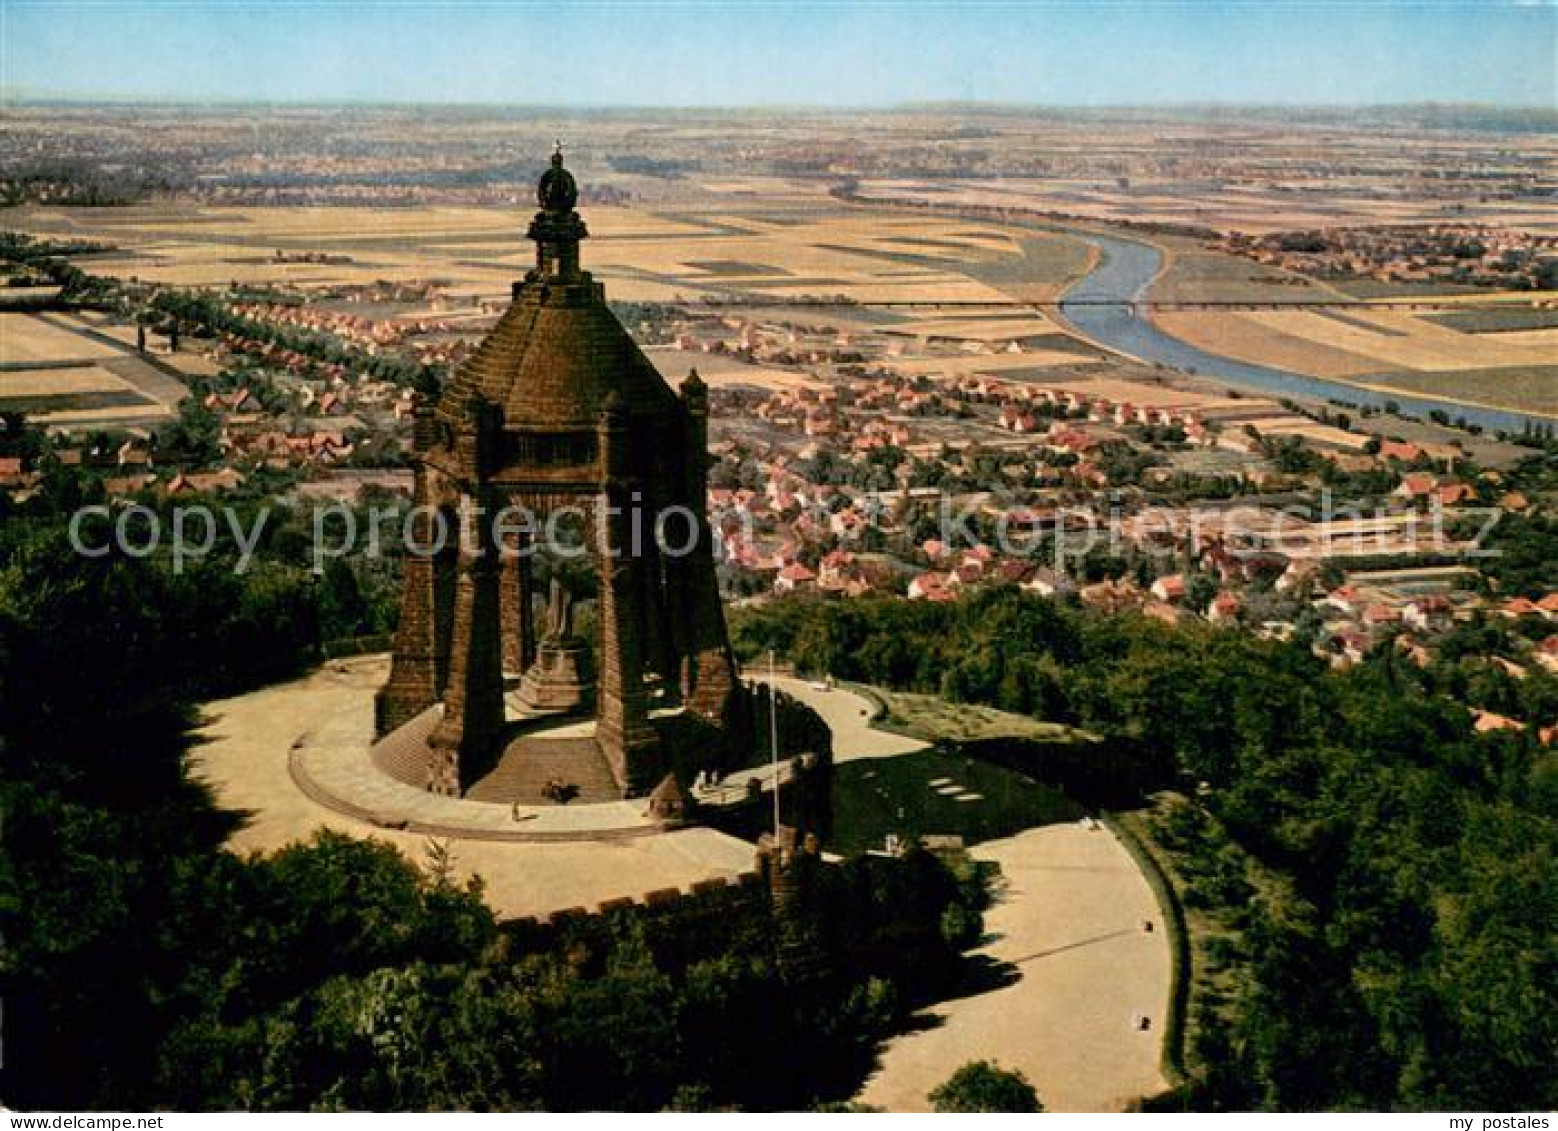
top-left (452, 299), bottom-right (678, 427)
top-left (440, 149), bottom-right (679, 429)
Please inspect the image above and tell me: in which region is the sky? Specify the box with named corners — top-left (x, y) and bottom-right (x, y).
top-left (3, 1), bottom-right (1554, 108)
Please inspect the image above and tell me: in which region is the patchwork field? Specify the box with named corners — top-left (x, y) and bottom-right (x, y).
top-left (855, 175), bottom-right (1558, 238)
top-left (6, 197), bottom-right (1081, 308)
top-left (1244, 308), bottom-right (1557, 372)
top-left (6, 188), bottom-right (1549, 420)
top-left (0, 311), bottom-right (195, 427)
top-left (1151, 310), bottom-right (1384, 379)
top-left (641, 346), bottom-right (826, 392)
top-left (881, 313), bottom-right (1065, 342)
top-left (1151, 300), bottom-right (1558, 417)
top-left (883, 348), bottom-right (1105, 380)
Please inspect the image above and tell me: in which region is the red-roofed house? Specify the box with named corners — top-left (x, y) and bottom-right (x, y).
top-left (1380, 440), bottom-right (1425, 464)
top-left (774, 562), bottom-right (816, 594)
top-left (1325, 586), bottom-right (1362, 616)
top-left (1150, 574), bottom-right (1187, 603)
top-left (1395, 472), bottom-right (1438, 500)
top-left (1435, 483), bottom-right (1476, 507)
top-left (1362, 603), bottom-right (1401, 628)
top-left (908, 572), bottom-right (954, 602)
top-left (1208, 592), bottom-right (1244, 624)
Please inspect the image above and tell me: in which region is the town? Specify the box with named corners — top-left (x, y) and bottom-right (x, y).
top-left (5, 216), bottom-right (1556, 723)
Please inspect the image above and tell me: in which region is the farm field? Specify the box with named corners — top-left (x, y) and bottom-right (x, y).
top-left (1243, 308), bottom-right (1557, 372)
top-left (3, 196), bottom-right (1082, 309)
top-left (1340, 365), bottom-right (1558, 418)
top-left (1147, 240), bottom-right (1340, 305)
top-left (0, 311), bottom-right (194, 427)
top-left (1151, 310), bottom-right (1386, 379)
top-left (0, 310), bottom-right (122, 365)
top-left (0, 364), bottom-right (140, 398)
top-left (641, 346), bottom-right (826, 392)
top-left (881, 314), bottom-right (1067, 342)
top-left (1425, 307), bottom-right (1558, 334)
top-left (1149, 301), bottom-right (1558, 418)
top-left (853, 171), bottom-right (1558, 237)
top-left (5, 174), bottom-right (1551, 421)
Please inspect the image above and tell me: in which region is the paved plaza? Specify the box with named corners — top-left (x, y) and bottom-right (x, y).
top-left (190, 656), bottom-right (758, 918)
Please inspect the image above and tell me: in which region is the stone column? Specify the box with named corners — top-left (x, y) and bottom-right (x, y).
top-left (426, 494), bottom-right (507, 795)
top-left (638, 524), bottom-right (679, 695)
top-left (375, 457), bottom-right (445, 735)
top-left (499, 525), bottom-right (536, 677)
top-left (678, 370), bottom-right (739, 720)
top-left (593, 401), bottom-right (659, 795)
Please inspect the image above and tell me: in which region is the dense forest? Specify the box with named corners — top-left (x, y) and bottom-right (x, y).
top-left (731, 589), bottom-right (1557, 1110)
top-left (0, 471), bottom-right (986, 1111)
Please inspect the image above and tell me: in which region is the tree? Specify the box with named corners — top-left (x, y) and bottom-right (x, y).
top-left (1186, 572), bottom-right (1220, 616)
top-left (161, 396), bottom-right (222, 467)
top-left (929, 1060), bottom-right (1043, 1112)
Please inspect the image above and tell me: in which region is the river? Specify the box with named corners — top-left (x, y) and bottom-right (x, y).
top-left (1056, 229), bottom-right (1545, 435)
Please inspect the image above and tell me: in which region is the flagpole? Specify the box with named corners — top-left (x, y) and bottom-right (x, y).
top-left (769, 648), bottom-right (780, 839)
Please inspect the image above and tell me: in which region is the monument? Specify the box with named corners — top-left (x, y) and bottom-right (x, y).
top-left (374, 147), bottom-right (739, 800)
top-left (513, 577), bottom-right (595, 716)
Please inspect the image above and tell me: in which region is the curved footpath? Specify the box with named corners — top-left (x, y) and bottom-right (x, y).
top-left (773, 676), bottom-right (1172, 1112)
top-left (194, 660), bottom-right (1171, 1110)
top-left (855, 822), bottom-right (1170, 1112)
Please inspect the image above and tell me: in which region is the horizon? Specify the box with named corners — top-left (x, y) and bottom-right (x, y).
top-left (5, 96), bottom-right (1557, 114)
top-left (4, 1), bottom-right (1555, 109)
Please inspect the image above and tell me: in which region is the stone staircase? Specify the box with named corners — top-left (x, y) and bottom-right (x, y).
top-left (466, 736), bottom-right (622, 805)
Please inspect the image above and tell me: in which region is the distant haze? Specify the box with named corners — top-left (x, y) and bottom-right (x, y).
top-left (4, 1), bottom-right (1554, 110)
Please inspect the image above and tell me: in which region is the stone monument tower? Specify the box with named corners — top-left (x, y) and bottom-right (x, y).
top-left (375, 147), bottom-right (738, 800)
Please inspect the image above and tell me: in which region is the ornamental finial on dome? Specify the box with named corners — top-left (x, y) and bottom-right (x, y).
top-left (526, 144), bottom-right (588, 283)
top-left (538, 142), bottom-right (578, 213)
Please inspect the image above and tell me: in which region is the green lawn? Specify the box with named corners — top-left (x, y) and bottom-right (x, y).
top-left (869, 687), bottom-right (1082, 744)
top-left (832, 748), bottom-right (1084, 855)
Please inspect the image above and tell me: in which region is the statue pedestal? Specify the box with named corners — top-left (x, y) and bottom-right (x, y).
top-left (514, 637), bottom-right (595, 716)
